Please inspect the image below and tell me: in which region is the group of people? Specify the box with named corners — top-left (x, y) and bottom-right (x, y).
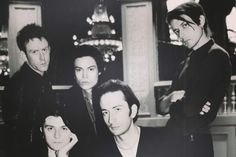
top-left (2, 2), bottom-right (232, 157)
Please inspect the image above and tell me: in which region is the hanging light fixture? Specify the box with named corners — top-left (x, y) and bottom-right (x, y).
top-left (72, 0), bottom-right (122, 62)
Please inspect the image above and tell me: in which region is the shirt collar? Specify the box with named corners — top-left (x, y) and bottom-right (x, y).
top-left (188, 39), bottom-right (214, 58)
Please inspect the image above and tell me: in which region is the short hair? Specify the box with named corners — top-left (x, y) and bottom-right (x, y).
top-left (97, 79), bottom-right (140, 122)
top-left (166, 2), bottom-right (211, 37)
top-left (72, 45), bottom-right (105, 74)
top-left (16, 23), bottom-right (49, 53)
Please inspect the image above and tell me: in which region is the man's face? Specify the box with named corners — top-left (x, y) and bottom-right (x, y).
top-left (170, 14), bottom-right (203, 49)
top-left (74, 56), bottom-right (99, 92)
top-left (100, 91), bottom-right (134, 136)
top-left (42, 116), bottom-right (71, 151)
top-left (25, 37), bottom-right (50, 75)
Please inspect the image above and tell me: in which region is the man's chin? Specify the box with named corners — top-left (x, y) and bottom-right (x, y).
top-left (38, 67), bottom-right (49, 73)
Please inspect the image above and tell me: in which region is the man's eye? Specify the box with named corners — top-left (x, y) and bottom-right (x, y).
top-left (62, 127), bottom-right (69, 131)
top-left (75, 68), bottom-right (82, 72)
top-left (42, 47), bottom-right (49, 53)
top-left (89, 67), bottom-right (95, 71)
top-left (115, 108), bottom-right (121, 111)
top-left (102, 111), bottom-right (108, 116)
top-left (182, 22), bottom-right (188, 28)
top-left (173, 29), bottom-right (179, 35)
top-left (30, 50), bottom-right (39, 54)
top-left (46, 127), bottom-right (53, 131)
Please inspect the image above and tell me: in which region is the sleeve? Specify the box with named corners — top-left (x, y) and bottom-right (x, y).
top-left (156, 62), bottom-right (185, 115)
top-left (182, 49), bottom-right (231, 119)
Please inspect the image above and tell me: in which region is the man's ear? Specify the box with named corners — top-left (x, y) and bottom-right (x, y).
top-left (199, 15), bottom-right (205, 28)
top-left (21, 51), bottom-right (28, 61)
top-left (40, 127), bottom-right (42, 132)
top-left (130, 104), bottom-right (138, 118)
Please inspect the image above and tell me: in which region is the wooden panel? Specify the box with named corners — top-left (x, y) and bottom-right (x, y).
top-left (121, 1), bottom-right (157, 116)
top-left (8, 2), bottom-right (41, 76)
top-left (211, 126), bottom-right (236, 157)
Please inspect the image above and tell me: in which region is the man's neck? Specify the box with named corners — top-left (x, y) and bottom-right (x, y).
top-left (192, 33), bottom-right (210, 50)
top-left (114, 124), bottom-right (140, 150)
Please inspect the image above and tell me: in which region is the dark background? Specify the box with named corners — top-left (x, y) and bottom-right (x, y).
top-left (0, 0), bottom-right (235, 85)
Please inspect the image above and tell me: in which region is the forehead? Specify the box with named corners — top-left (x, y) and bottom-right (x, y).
top-left (74, 56), bottom-right (97, 66)
top-left (100, 91), bottom-right (128, 109)
top-left (170, 14), bottom-right (195, 28)
top-left (25, 37), bottom-right (48, 48)
top-left (44, 116), bottom-right (65, 127)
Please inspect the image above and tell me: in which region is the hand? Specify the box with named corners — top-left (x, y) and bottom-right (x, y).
top-left (169, 90), bottom-right (185, 103)
top-left (200, 101), bottom-right (211, 115)
top-left (56, 133), bottom-right (78, 157)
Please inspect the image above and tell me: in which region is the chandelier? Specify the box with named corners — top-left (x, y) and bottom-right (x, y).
top-left (72, 0), bottom-right (122, 62)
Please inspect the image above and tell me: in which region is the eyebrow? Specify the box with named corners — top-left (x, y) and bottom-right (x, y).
top-left (74, 65), bottom-right (97, 68)
top-left (176, 16), bottom-right (195, 25)
top-left (44, 124), bottom-right (67, 128)
top-left (101, 105), bottom-right (123, 111)
top-left (44, 124), bottom-right (54, 128)
top-left (88, 65), bottom-right (97, 68)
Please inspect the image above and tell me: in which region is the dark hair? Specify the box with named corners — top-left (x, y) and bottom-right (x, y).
top-left (16, 23), bottom-right (49, 53)
top-left (166, 2), bottom-right (211, 36)
top-left (97, 79), bottom-right (140, 122)
top-left (72, 45), bottom-right (105, 74)
top-left (39, 107), bottom-right (73, 132)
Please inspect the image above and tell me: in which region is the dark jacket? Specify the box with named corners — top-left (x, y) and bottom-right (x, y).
top-left (95, 127), bottom-right (166, 157)
top-left (2, 63), bottom-right (56, 157)
top-left (158, 39), bottom-right (231, 135)
top-left (62, 84), bottom-right (109, 157)
top-left (157, 39), bottom-right (231, 157)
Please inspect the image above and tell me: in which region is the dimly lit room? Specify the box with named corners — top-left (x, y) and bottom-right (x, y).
top-left (0, 0), bottom-right (236, 156)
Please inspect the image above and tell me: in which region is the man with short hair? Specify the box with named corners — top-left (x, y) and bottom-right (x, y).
top-left (3, 23), bottom-right (56, 157)
top-left (95, 79), bottom-right (166, 157)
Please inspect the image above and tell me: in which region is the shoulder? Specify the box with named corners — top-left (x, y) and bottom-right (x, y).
top-left (64, 85), bottom-right (83, 98)
top-left (6, 66), bottom-right (26, 91)
top-left (208, 43), bottom-right (230, 59)
top-left (203, 43), bottom-right (231, 69)
top-left (62, 85), bottom-right (84, 108)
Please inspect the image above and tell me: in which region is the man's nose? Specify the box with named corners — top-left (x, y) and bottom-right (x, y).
top-left (178, 30), bottom-right (185, 42)
top-left (82, 70), bottom-right (88, 78)
top-left (54, 130), bottom-right (60, 139)
top-left (108, 113), bottom-right (116, 125)
top-left (39, 51), bottom-right (46, 61)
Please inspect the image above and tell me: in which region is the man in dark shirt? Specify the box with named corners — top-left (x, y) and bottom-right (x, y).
top-left (95, 79), bottom-right (165, 157)
top-left (3, 24), bottom-right (55, 157)
top-left (157, 2), bottom-right (231, 157)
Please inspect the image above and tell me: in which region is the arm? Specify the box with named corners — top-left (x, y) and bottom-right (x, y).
top-left (183, 49), bottom-right (231, 118)
top-left (56, 133), bottom-right (78, 157)
top-left (158, 48), bottom-right (231, 121)
top-left (158, 90), bottom-right (185, 114)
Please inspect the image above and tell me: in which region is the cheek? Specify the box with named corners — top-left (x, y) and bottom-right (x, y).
top-left (27, 55), bottom-right (38, 64)
top-left (90, 72), bottom-right (99, 82)
top-left (103, 115), bottom-right (109, 124)
top-left (44, 133), bottom-right (53, 144)
top-left (45, 53), bottom-right (50, 61)
top-left (74, 71), bottom-right (82, 80)
top-left (62, 134), bottom-right (71, 143)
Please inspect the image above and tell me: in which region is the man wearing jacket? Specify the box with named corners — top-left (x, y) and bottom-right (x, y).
top-left (3, 24), bottom-right (55, 157)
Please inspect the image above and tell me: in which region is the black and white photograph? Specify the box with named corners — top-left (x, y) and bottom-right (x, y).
top-left (0, 0), bottom-right (236, 157)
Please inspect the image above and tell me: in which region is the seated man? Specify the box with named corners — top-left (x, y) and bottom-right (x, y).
top-left (95, 79), bottom-right (166, 157)
top-left (39, 109), bottom-right (78, 157)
